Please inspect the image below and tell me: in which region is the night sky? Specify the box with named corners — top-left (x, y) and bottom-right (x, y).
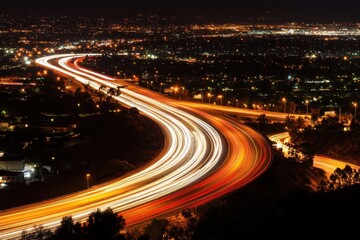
top-left (1, 0), bottom-right (360, 22)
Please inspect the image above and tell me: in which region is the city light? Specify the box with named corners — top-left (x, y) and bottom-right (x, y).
top-left (354, 102), bottom-right (358, 116)
top-left (86, 173), bottom-right (91, 189)
top-left (218, 95), bottom-right (223, 105)
top-left (6, 54), bottom-right (271, 238)
top-left (305, 100), bottom-right (309, 115)
top-left (282, 98), bottom-right (286, 113)
top-left (2, 9), bottom-right (360, 239)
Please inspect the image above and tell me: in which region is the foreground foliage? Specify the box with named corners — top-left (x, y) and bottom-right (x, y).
top-left (318, 164), bottom-right (360, 191)
top-left (21, 208), bottom-right (126, 240)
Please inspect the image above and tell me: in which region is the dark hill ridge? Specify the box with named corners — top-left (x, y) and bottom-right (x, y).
top-left (193, 153), bottom-right (360, 239)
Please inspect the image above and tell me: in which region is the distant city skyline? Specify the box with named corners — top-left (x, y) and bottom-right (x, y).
top-left (1, 0), bottom-right (360, 23)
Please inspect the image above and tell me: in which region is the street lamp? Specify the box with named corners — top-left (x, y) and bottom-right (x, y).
top-left (207, 93), bottom-right (211, 104)
top-left (173, 86), bottom-right (178, 98)
top-left (282, 98), bottom-right (286, 113)
top-left (86, 173), bottom-right (91, 189)
top-left (218, 95), bottom-right (223, 105)
top-left (354, 102), bottom-right (358, 116)
top-left (305, 100), bottom-right (309, 115)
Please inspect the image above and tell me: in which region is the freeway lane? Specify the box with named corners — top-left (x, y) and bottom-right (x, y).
top-left (1, 54), bottom-right (224, 238)
top-left (118, 108), bottom-right (272, 226)
top-left (62, 54), bottom-right (272, 223)
top-left (0, 54), bottom-right (273, 239)
top-left (175, 102), bottom-right (309, 122)
top-left (269, 132), bottom-right (360, 176)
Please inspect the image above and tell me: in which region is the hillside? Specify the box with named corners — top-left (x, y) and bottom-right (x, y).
top-left (192, 153), bottom-right (359, 239)
top-left (292, 129), bottom-right (360, 165)
top-left (0, 111), bottom-right (164, 210)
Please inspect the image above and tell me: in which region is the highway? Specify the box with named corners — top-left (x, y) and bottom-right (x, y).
top-left (0, 54), bottom-right (272, 239)
top-left (269, 132), bottom-right (360, 176)
top-left (173, 102), bottom-right (309, 122)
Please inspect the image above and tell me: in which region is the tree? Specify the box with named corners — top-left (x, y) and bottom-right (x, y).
top-left (143, 218), bottom-right (170, 240)
top-left (129, 107), bottom-right (139, 115)
top-left (299, 142), bottom-right (314, 167)
top-left (116, 86), bottom-right (123, 96)
top-left (168, 209), bottom-right (199, 240)
top-left (21, 225), bottom-right (53, 240)
top-left (75, 87), bottom-right (82, 96)
top-left (98, 91), bottom-right (105, 104)
top-left (310, 108), bottom-right (320, 123)
top-left (85, 208), bottom-right (126, 240)
top-left (285, 115), bottom-right (297, 129)
top-left (297, 117), bottom-right (305, 129)
top-left (319, 165), bottom-right (360, 192)
top-left (99, 85), bottom-right (107, 92)
top-left (320, 116), bottom-right (342, 131)
top-left (83, 82), bottom-right (90, 93)
top-left (350, 117), bottom-right (359, 131)
top-left (21, 209), bottom-right (126, 240)
top-left (31, 165), bottom-right (51, 182)
top-left (256, 114), bottom-right (268, 130)
top-left (107, 88), bottom-right (116, 96)
top-left (53, 216), bottom-right (84, 240)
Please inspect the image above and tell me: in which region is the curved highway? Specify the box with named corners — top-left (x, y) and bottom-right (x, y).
top-left (269, 132), bottom-right (360, 176)
top-left (0, 54), bottom-right (273, 239)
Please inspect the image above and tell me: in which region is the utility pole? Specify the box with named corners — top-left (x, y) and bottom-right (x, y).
top-left (339, 107), bottom-right (342, 123)
top-left (354, 102), bottom-right (357, 116)
top-left (282, 98), bottom-right (286, 113)
top-left (86, 173), bottom-right (90, 189)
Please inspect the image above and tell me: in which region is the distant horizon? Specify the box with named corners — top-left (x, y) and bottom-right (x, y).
top-left (1, 0), bottom-right (360, 23)
top-left (1, 12), bottom-right (360, 25)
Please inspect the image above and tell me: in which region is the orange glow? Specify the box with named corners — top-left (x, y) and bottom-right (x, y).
top-left (0, 54), bottom-right (277, 239)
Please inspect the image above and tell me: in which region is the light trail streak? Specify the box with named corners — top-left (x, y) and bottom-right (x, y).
top-left (268, 132), bottom-right (360, 176)
top-left (0, 54), bottom-right (273, 239)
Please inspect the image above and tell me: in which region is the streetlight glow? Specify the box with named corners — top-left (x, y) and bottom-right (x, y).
top-left (354, 102), bottom-right (358, 116)
top-left (86, 173), bottom-right (91, 189)
top-left (218, 95), bottom-right (223, 105)
top-left (305, 100), bottom-right (309, 114)
top-left (282, 98), bottom-right (286, 113)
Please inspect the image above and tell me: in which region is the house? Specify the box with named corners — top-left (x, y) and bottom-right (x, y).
top-left (0, 170), bottom-right (24, 187)
top-left (29, 115), bottom-right (79, 133)
top-left (0, 153), bottom-right (25, 171)
top-left (45, 131), bottom-right (81, 149)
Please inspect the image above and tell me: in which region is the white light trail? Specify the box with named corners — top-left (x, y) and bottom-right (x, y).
top-left (0, 54), bottom-right (224, 239)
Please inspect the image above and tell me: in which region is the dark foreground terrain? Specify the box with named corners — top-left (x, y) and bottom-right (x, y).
top-left (193, 153), bottom-right (360, 239)
top-left (0, 110), bottom-right (163, 210)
